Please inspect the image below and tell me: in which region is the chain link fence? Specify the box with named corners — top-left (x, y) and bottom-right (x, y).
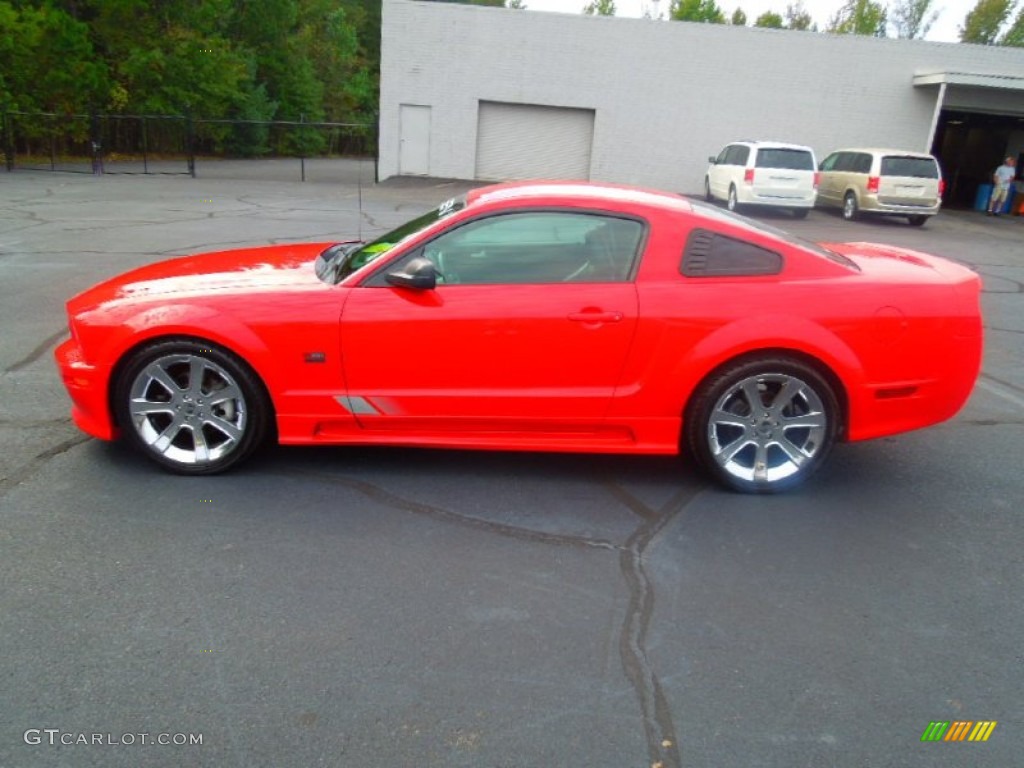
top-left (2, 111), bottom-right (378, 181)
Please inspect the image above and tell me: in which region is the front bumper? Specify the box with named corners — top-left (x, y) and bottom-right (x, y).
top-left (55, 337), bottom-right (117, 441)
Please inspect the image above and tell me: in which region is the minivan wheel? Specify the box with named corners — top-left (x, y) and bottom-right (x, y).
top-left (704, 177), bottom-right (713, 202)
top-left (908, 215), bottom-right (928, 227)
top-left (842, 192), bottom-right (859, 221)
top-left (792, 208), bottom-right (809, 219)
top-left (727, 185), bottom-right (740, 212)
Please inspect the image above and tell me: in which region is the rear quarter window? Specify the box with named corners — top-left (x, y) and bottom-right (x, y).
top-left (681, 229), bottom-right (783, 277)
top-left (881, 156), bottom-right (938, 178)
top-left (755, 148), bottom-right (814, 171)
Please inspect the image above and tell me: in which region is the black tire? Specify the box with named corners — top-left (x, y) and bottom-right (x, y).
top-left (792, 208), bottom-right (810, 219)
top-left (113, 339), bottom-right (270, 475)
top-left (704, 177), bottom-right (713, 202)
top-left (842, 192), bottom-right (859, 221)
top-left (727, 185), bottom-right (740, 213)
top-left (907, 215), bottom-right (928, 227)
top-left (685, 356), bottom-right (840, 493)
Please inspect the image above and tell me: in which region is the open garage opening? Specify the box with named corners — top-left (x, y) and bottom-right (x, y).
top-left (932, 109), bottom-right (1024, 209)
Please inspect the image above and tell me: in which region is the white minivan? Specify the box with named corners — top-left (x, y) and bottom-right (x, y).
top-left (704, 141), bottom-right (818, 218)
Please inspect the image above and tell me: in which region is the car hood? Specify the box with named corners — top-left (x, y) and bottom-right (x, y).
top-left (67, 243), bottom-right (334, 314)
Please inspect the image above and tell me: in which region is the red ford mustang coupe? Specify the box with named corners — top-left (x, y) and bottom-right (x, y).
top-left (56, 182), bottom-right (982, 492)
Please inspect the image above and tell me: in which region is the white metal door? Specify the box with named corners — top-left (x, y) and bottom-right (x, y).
top-left (399, 104), bottom-right (431, 176)
top-left (475, 102), bottom-right (594, 181)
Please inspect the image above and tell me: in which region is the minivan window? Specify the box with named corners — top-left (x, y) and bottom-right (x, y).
top-left (755, 148), bottom-right (814, 171)
top-left (832, 153), bottom-right (853, 172)
top-left (853, 153), bottom-right (872, 174)
top-left (881, 156), bottom-right (939, 178)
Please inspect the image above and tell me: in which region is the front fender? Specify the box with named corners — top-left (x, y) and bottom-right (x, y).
top-left (95, 303), bottom-right (280, 405)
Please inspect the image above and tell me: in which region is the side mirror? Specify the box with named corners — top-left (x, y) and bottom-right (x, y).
top-left (708, 156), bottom-right (717, 164)
top-left (385, 256), bottom-right (437, 290)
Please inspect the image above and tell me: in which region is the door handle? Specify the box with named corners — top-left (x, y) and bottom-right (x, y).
top-left (567, 311), bottom-right (623, 323)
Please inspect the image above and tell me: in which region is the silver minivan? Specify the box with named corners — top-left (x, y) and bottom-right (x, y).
top-left (816, 148), bottom-right (943, 226)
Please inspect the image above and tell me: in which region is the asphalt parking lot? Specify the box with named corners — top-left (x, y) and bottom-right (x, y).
top-left (1, 164), bottom-right (1021, 768)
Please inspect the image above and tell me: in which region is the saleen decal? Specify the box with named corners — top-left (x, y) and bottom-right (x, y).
top-left (334, 395), bottom-right (383, 415)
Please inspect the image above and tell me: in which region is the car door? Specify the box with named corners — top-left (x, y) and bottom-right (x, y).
top-left (817, 152), bottom-right (841, 205)
top-left (709, 145), bottom-right (736, 200)
top-left (337, 210), bottom-right (643, 436)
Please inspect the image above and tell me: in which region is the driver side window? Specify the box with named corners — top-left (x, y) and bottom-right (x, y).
top-left (388, 211), bottom-right (644, 286)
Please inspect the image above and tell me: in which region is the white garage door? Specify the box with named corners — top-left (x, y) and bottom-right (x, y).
top-left (475, 102), bottom-right (595, 182)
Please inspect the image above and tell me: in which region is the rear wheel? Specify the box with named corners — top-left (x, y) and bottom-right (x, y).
top-left (842, 192), bottom-right (859, 221)
top-left (686, 357), bottom-right (839, 493)
top-left (908, 215), bottom-right (928, 227)
top-left (727, 185), bottom-right (740, 213)
top-left (114, 339), bottom-right (270, 474)
top-left (792, 208), bottom-right (809, 219)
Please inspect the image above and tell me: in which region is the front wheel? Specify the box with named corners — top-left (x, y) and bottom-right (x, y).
top-left (704, 177), bottom-right (713, 202)
top-left (685, 357), bottom-right (840, 493)
top-left (114, 339), bottom-right (270, 474)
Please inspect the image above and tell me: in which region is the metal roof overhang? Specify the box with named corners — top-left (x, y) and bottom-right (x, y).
top-left (914, 71), bottom-right (1024, 148)
top-left (913, 71), bottom-right (1024, 90)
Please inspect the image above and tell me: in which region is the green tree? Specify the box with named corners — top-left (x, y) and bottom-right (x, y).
top-left (731, 7), bottom-right (747, 25)
top-left (960, 0), bottom-right (1013, 43)
top-left (754, 10), bottom-right (784, 26)
top-left (507, 0), bottom-right (527, 8)
top-left (827, 0), bottom-right (887, 36)
top-left (890, 0), bottom-right (939, 38)
top-left (1002, 6), bottom-right (1024, 44)
top-left (0, 2), bottom-right (108, 113)
top-left (583, 0), bottom-right (616, 14)
top-left (784, 2), bottom-right (814, 29)
top-left (670, 0), bottom-right (726, 23)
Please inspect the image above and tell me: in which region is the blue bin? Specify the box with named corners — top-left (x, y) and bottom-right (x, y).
top-left (975, 184), bottom-right (992, 211)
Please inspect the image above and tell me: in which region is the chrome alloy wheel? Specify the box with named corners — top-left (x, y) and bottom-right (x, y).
top-left (127, 353), bottom-right (248, 466)
top-left (706, 372), bottom-right (827, 485)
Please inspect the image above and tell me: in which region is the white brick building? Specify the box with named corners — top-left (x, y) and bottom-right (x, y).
top-left (379, 0), bottom-right (1024, 206)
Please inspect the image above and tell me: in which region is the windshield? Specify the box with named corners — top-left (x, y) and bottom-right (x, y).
top-left (318, 195), bottom-right (467, 283)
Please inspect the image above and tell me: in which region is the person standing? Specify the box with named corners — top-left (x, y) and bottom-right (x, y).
top-left (988, 156), bottom-right (1016, 216)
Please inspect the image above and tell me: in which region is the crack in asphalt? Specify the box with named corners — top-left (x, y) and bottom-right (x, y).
top-left (981, 372), bottom-right (1024, 396)
top-left (975, 267), bottom-right (1024, 293)
top-left (272, 468), bottom-right (622, 551)
top-left (0, 417), bottom-right (72, 428)
top-left (985, 325), bottom-right (1024, 335)
top-left (275, 465), bottom-right (704, 766)
top-left (611, 483), bottom-right (703, 768)
top-left (4, 328), bottom-right (69, 373)
top-left (0, 434), bottom-right (90, 496)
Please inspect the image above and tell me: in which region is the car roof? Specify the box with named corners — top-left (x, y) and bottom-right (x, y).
top-left (828, 148), bottom-right (937, 159)
top-left (735, 140), bottom-right (814, 151)
top-left (467, 181), bottom-right (695, 214)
